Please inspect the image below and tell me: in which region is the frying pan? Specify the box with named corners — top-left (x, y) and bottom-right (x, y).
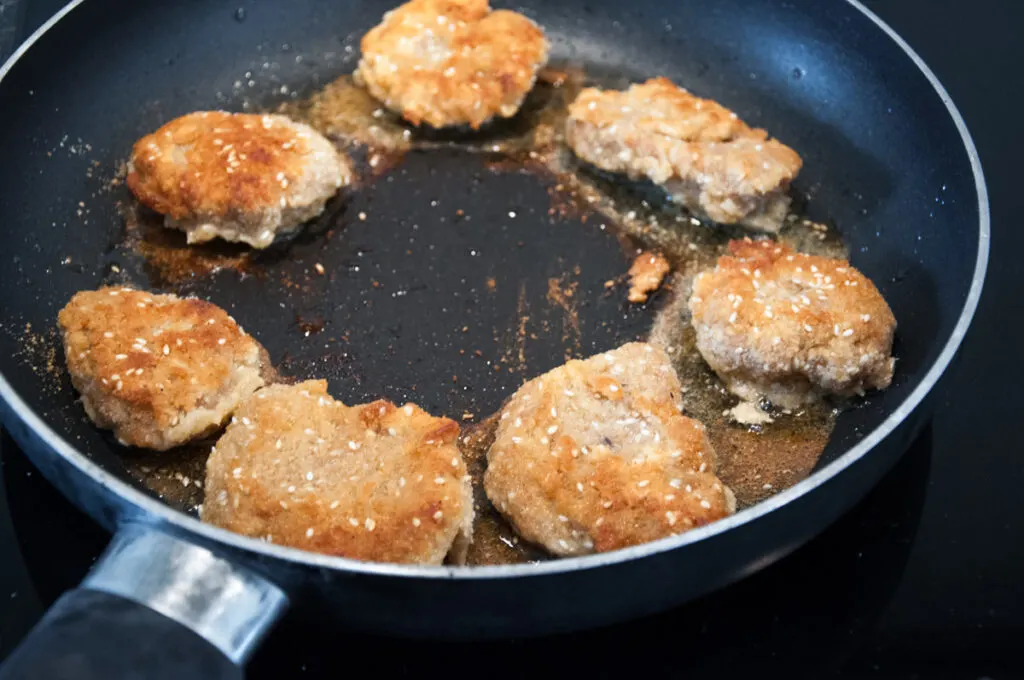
top-left (0, 0), bottom-right (988, 677)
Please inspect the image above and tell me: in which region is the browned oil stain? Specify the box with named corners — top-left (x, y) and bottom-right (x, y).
top-left (122, 203), bottom-right (254, 285)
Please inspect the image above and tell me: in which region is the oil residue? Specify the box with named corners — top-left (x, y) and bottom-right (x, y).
top-left (85, 63), bottom-right (846, 564)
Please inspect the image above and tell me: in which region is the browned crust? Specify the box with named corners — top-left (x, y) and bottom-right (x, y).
top-left (57, 287), bottom-right (265, 449)
top-left (202, 381), bottom-right (473, 565)
top-left (689, 239), bottom-right (897, 407)
top-left (126, 112), bottom-right (347, 221)
top-left (357, 0), bottom-right (549, 128)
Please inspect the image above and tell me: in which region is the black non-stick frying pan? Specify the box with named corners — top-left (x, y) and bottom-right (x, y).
top-left (0, 0), bottom-right (988, 677)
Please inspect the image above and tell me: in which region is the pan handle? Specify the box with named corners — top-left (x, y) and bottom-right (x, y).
top-left (0, 522), bottom-right (288, 679)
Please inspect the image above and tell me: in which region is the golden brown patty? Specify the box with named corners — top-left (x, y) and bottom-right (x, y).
top-left (127, 112), bottom-right (352, 248)
top-left (484, 343), bottom-right (735, 557)
top-left (58, 287), bottom-right (266, 450)
top-left (566, 77), bottom-right (802, 232)
top-left (689, 239), bottom-right (897, 408)
top-left (356, 0), bottom-right (549, 129)
top-left (203, 381), bottom-right (473, 565)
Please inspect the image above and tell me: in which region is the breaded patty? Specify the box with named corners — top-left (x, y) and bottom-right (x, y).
top-left (127, 112), bottom-right (352, 249)
top-left (203, 381), bottom-right (473, 565)
top-left (58, 287), bottom-right (266, 450)
top-left (356, 0), bottom-right (549, 129)
top-left (566, 78), bottom-right (803, 232)
top-left (484, 343), bottom-right (735, 557)
top-left (689, 239), bottom-right (896, 409)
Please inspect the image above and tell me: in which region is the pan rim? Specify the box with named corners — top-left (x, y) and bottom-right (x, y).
top-left (0, 0), bottom-right (990, 580)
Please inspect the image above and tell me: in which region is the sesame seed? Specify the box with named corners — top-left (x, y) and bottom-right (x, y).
top-left (218, 338), bottom-right (226, 345)
top-left (435, 477), bottom-right (446, 485)
top-left (365, 518), bottom-right (376, 531)
top-left (349, 518), bottom-right (359, 526)
top-left (306, 528), bottom-right (315, 538)
top-left (306, 471), bottom-right (314, 481)
top-left (412, 518), bottom-right (421, 527)
top-left (433, 511), bottom-right (443, 520)
top-left (700, 499), bottom-right (711, 509)
top-left (843, 328), bottom-right (855, 337)
top-left (666, 511), bottom-right (677, 526)
top-left (329, 500), bottom-right (340, 509)
top-left (638, 480), bottom-right (650, 488)
top-left (314, 263), bottom-right (325, 275)
top-left (115, 354), bottom-right (127, 360)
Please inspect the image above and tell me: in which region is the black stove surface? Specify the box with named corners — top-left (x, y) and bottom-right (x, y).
top-left (1, 1), bottom-right (1020, 677)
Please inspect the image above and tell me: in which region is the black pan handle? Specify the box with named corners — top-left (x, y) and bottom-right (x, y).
top-left (0, 523), bottom-right (288, 679)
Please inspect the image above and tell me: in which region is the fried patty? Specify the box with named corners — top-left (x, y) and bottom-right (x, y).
top-left (356, 0), bottom-right (549, 129)
top-left (58, 287), bottom-right (266, 450)
top-left (566, 78), bottom-right (803, 232)
top-left (689, 239), bottom-right (897, 408)
top-left (203, 381), bottom-right (474, 565)
top-left (127, 112), bottom-right (352, 248)
top-left (484, 343), bottom-right (735, 557)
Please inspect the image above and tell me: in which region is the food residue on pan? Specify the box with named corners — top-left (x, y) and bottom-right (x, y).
top-left (43, 60), bottom-right (855, 566)
top-left (626, 250), bottom-right (670, 303)
top-left (727, 401), bottom-right (774, 426)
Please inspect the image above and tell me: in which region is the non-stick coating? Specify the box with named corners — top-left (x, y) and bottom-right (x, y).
top-left (0, 0), bottom-right (984, 636)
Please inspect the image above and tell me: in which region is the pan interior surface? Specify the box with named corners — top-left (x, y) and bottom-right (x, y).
top-left (0, 0), bottom-right (982, 577)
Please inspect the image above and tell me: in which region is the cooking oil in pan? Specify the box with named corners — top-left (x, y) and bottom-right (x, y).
top-left (65, 65), bottom-right (842, 566)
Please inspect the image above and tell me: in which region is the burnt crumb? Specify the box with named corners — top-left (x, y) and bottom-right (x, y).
top-left (295, 315), bottom-right (326, 336)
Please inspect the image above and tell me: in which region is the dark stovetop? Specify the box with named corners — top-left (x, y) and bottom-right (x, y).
top-left (1, 1), bottom-right (1020, 678)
